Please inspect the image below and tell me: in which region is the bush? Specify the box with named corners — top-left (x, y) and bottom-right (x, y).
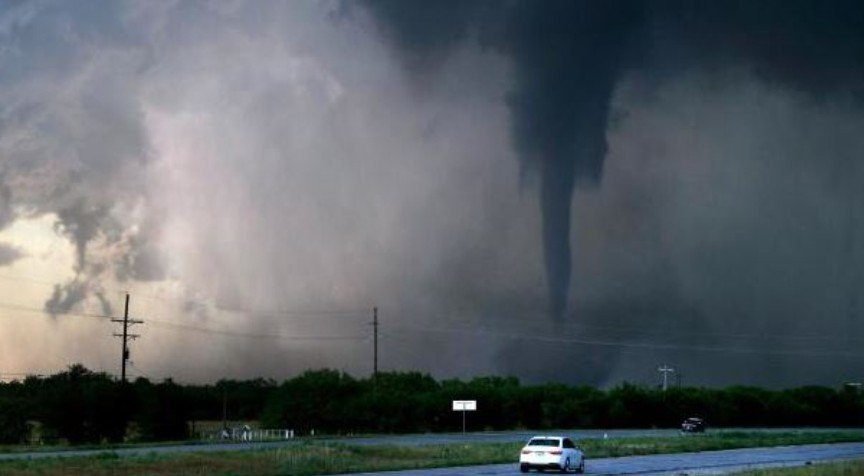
top-left (0, 397), bottom-right (31, 444)
top-left (2, 365), bottom-right (863, 444)
top-left (35, 365), bottom-right (127, 444)
top-left (133, 379), bottom-right (190, 441)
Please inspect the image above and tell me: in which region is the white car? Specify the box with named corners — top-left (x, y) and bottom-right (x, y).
top-left (519, 435), bottom-right (585, 473)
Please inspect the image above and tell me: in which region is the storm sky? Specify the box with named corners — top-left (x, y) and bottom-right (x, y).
top-left (0, 0), bottom-right (862, 387)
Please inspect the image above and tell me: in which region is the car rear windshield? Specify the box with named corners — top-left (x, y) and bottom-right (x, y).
top-left (528, 438), bottom-right (560, 447)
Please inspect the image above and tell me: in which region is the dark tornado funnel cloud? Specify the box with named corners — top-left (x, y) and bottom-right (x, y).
top-left (538, 164), bottom-right (574, 319)
top-left (503, 1), bottom-right (644, 317)
top-left (362, 0), bottom-right (644, 318)
top-left (363, 0), bottom-right (864, 324)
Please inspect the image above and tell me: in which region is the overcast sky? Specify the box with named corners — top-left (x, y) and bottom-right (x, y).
top-left (0, 0), bottom-right (862, 387)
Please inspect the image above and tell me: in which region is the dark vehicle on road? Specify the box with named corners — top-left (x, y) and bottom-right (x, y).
top-left (681, 417), bottom-right (706, 433)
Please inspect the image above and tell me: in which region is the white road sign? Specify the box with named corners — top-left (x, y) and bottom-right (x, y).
top-left (452, 400), bottom-right (477, 411)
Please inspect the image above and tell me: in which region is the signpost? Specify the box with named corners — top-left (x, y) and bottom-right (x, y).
top-left (452, 400), bottom-right (477, 434)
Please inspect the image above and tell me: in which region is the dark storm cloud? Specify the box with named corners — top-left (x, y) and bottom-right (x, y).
top-left (648, 0), bottom-right (864, 94)
top-left (43, 278), bottom-right (113, 317)
top-left (2, 0), bottom-right (863, 386)
top-left (94, 291), bottom-right (114, 317)
top-left (0, 180), bottom-right (13, 229)
top-left (362, 0), bottom-right (864, 319)
top-left (54, 201), bottom-right (109, 273)
top-left (0, 0), bottom-right (160, 312)
top-left (359, 0), bottom-right (492, 66)
top-left (2, 0), bottom-right (530, 381)
top-left (116, 236), bottom-right (166, 282)
top-left (0, 243), bottom-right (23, 266)
top-left (44, 279), bottom-right (88, 318)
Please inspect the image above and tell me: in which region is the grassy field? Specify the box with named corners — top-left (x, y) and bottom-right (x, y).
top-left (738, 460), bottom-right (864, 475)
top-left (0, 420), bottom-right (256, 454)
top-left (0, 431), bottom-right (861, 475)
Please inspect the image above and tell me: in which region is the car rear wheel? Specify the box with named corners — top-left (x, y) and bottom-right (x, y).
top-left (520, 463), bottom-right (530, 473)
top-left (576, 458), bottom-right (585, 474)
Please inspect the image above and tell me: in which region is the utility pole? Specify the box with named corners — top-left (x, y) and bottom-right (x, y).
top-left (111, 294), bottom-right (143, 383)
top-left (658, 365), bottom-right (675, 391)
top-left (845, 173), bottom-right (860, 348)
top-left (222, 386), bottom-right (228, 430)
top-left (373, 306), bottom-right (378, 380)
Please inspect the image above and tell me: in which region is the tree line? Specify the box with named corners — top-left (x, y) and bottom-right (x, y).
top-left (0, 365), bottom-right (861, 444)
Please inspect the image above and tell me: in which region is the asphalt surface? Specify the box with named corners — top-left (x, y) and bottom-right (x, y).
top-left (331, 429), bottom-right (680, 447)
top-left (0, 429), bottom-right (678, 461)
top-left (0, 428), bottom-right (860, 463)
top-left (341, 442), bottom-right (864, 475)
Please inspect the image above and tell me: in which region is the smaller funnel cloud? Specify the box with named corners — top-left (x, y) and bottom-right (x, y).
top-left (54, 201), bottom-right (109, 273)
top-left (43, 200), bottom-right (126, 317)
top-left (0, 0), bottom-right (155, 320)
top-left (44, 280), bottom-right (88, 318)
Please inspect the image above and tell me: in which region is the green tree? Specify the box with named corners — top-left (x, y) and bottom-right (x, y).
top-left (37, 365), bottom-right (127, 444)
top-left (0, 397), bottom-right (31, 444)
top-left (261, 369), bottom-right (362, 434)
top-left (133, 378), bottom-right (190, 441)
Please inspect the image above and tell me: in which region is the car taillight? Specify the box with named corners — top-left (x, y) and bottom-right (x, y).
top-left (521, 450), bottom-right (531, 454)
top-left (550, 450), bottom-right (562, 455)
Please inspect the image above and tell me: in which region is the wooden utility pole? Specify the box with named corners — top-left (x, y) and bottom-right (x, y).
top-left (112, 294), bottom-right (143, 383)
top-left (373, 306), bottom-right (378, 380)
top-left (658, 365), bottom-right (675, 391)
top-left (222, 386), bottom-right (228, 430)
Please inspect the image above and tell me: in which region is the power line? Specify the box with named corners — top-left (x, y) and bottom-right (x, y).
top-left (0, 302), bottom-right (112, 321)
top-left (0, 300), bottom-right (368, 341)
top-left (146, 319), bottom-right (367, 341)
top-left (1, 295), bottom-right (860, 356)
top-left (122, 291), bottom-right (370, 320)
top-left (422, 309), bottom-right (864, 344)
top-left (1, 270), bottom-right (858, 344)
top-left (0, 283), bottom-right (862, 359)
top-left (0, 271), bottom-right (369, 321)
top-left (385, 322), bottom-right (864, 359)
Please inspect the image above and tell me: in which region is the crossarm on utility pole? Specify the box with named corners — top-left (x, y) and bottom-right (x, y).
top-left (112, 294), bottom-right (143, 383)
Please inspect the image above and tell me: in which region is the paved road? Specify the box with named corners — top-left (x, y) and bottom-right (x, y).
top-left (342, 442), bottom-right (864, 475)
top-left (0, 428), bottom-right (859, 461)
top-left (0, 429), bottom-right (677, 461)
top-left (331, 429), bottom-right (680, 447)
top-left (327, 428), bottom-right (861, 447)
